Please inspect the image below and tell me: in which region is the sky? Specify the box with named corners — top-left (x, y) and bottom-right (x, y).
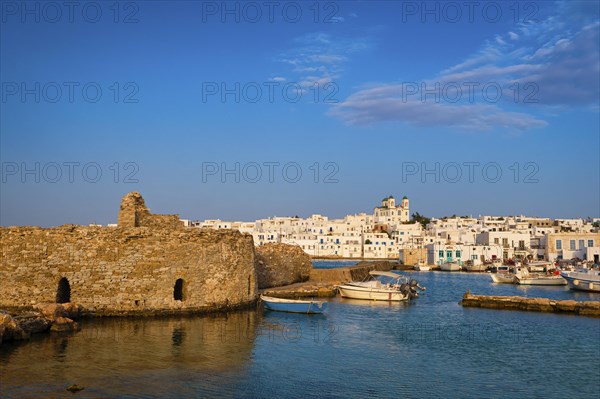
top-left (1, 0), bottom-right (599, 227)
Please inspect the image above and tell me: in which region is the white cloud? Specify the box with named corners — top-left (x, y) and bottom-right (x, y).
top-left (330, 1), bottom-right (599, 131)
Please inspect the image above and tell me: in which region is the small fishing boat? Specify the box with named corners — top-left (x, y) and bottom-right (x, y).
top-left (337, 271), bottom-right (425, 302)
top-left (560, 267), bottom-right (600, 292)
top-left (489, 265), bottom-right (517, 284)
top-left (490, 273), bottom-right (516, 284)
top-left (514, 268), bottom-right (567, 286)
top-left (260, 295), bottom-right (327, 314)
top-left (462, 262), bottom-right (487, 272)
top-left (440, 262), bottom-right (461, 271)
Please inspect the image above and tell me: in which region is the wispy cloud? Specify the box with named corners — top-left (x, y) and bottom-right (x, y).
top-left (276, 32), bottom-right (371, 88)
top-left (331, 1), bottom-right (599, 132)
top-left (328, 85), bottom-right (547, 131)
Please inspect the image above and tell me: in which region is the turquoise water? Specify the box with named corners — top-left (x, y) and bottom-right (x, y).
top-left (312, 259), bottom-right (359, 269)
top-left (2, 273), bottom-right (599, 398)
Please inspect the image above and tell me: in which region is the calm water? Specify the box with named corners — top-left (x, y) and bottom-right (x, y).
top-left (2, 273), bottom-right (599, 398)
top-left (312, 259), bottom-right (359, 269)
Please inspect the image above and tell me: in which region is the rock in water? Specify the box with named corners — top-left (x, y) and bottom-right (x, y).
top-left (0, 312), bottom-right (30, 343)
top-left (66, 384), bottom-right (85, 393)
top-left (50, 317), bottom-right (79, 332)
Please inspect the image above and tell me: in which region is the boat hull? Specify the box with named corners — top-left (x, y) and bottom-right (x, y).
top-left (516, 277), bottom-right (567, 286)
top-left (337, 285), bottom-right (409, 301)
top-left (560, 274), bottom-right (600, 293)
top-left (463, 265), bottom-right (487, 272)
top-left (414, 265), bottom-right (430, 271)
top-left (490, 273), bottom-right (515, 284)
top-left (261, 296), bottom-right (327, 314)
top-left (440, 263), bottom-right (461, 271)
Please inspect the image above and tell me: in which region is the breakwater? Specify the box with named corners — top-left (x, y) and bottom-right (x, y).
top-left (460, 292), bottom-right (600, 317)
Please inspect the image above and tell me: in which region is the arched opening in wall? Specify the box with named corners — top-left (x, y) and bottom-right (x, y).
top-left (174, 279), bottom-right (184, 301)
top-left (56, 277), bottom-right (71, 303)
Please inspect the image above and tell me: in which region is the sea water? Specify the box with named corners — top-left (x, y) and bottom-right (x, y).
top-left (1, 272), bottom-right (599, 398)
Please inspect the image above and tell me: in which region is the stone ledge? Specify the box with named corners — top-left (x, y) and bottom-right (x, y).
top-left (460, 292), bottom-right (600, 317)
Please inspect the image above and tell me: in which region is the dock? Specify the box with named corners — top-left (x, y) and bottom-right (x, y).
top-left (460, 291), bottom-right (600, 317)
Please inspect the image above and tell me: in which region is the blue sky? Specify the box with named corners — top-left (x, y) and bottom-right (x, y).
top-left (1, 0), bottom-right (599, 226)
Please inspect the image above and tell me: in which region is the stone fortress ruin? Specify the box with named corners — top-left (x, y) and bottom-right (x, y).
top-left (0, 192), bottom-right (258, 315)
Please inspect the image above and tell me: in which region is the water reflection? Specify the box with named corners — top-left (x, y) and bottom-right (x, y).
top-left (0, 311), bottom-right (259, 398)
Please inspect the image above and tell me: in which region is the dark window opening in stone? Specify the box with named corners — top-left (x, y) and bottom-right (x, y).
top-left (56, 277), bottom-right (71, 303)
top-left (248, 275), bottom-right (251, 296)
top-left (174, 279), bottom-right (184, 301)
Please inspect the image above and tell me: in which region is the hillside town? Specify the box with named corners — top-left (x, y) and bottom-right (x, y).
top-left (180, 195), bottom-right (600, 267)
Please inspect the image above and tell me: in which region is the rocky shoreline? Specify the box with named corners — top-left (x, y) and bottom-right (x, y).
top-left (0, 302), bottom-right (83, 344)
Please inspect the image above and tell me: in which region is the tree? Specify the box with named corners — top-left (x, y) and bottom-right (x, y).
top-left (411, 212), bottom-right (431, 228)
top-left (365, 239), bottom-right (372, 245)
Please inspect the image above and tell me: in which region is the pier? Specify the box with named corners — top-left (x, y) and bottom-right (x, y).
top-left (460, 292), bottom-right (600, 317)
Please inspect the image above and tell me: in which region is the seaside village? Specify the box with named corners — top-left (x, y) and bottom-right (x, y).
top-left (174, 195), bottom-right (600, 268)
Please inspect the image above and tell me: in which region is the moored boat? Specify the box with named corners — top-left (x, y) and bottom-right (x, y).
top-left (414, 263), bottom-right (431, 271)
top-left (260, 295), bottom-right (327, 314)
top-left (440, 262), bottom-right (461, 271)
top-left (514, 268), bottom-right (567, 286)
top-left (462, 263), bottom-right (487, 272)
top-left (560, 267), bottom-right (600, 292)
top-left (490, 273), bottom-right (516, 284)
top-left (337, 271), bottom-right (425, 302)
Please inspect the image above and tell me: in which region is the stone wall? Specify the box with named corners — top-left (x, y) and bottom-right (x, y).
top-left (255, 243), bottom-right (312, 289)
top-left (400, 248), bottom-right (428, 265)
top-left (0, 193), bottom-right (257, 315)
top-left (117, 192), bottom-right (183, 229)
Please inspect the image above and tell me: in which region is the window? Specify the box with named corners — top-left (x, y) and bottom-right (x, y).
top-left (494, 238), bottom-right (499, 244)
top-left (56, 277), bottom-right (71, 304)
top-left (472, 255), bottom-right (478, 260)
top-left (456, 251), bottom-right (461, 258)
top-left (556, 240), bottom-right (562, 250)
top-left (439, 250), bottom-right (444, 257)
top-left (173, 279), bottom-right (184, 301)
top-left (588, 240), bottom-right (594, 247)
top-left (579, 240), bottom-right (584, 250)
top-left (570, 240), bottom-right (576, 250)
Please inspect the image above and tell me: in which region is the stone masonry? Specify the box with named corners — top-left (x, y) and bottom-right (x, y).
top-left (0, 193), bottom-right (257, 315)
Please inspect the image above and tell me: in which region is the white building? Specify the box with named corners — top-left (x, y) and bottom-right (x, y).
top-left (426, 243), bottom-right (503, 266)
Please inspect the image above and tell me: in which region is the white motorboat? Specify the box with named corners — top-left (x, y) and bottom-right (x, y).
top-left (489, 265), bottom-right (517, 284)
top-left (514, 268), bottom-right (567, 286)
top-left (463, 263), bottom-right (487, 272)
top-left (560, 267), bottom-right (600, 292)
top-left (440, 262), bottom-right (461, 271)
top-left (337, 271), bottom-right (425, 302)
top-left (490, 273), bottom-right (516, 284)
